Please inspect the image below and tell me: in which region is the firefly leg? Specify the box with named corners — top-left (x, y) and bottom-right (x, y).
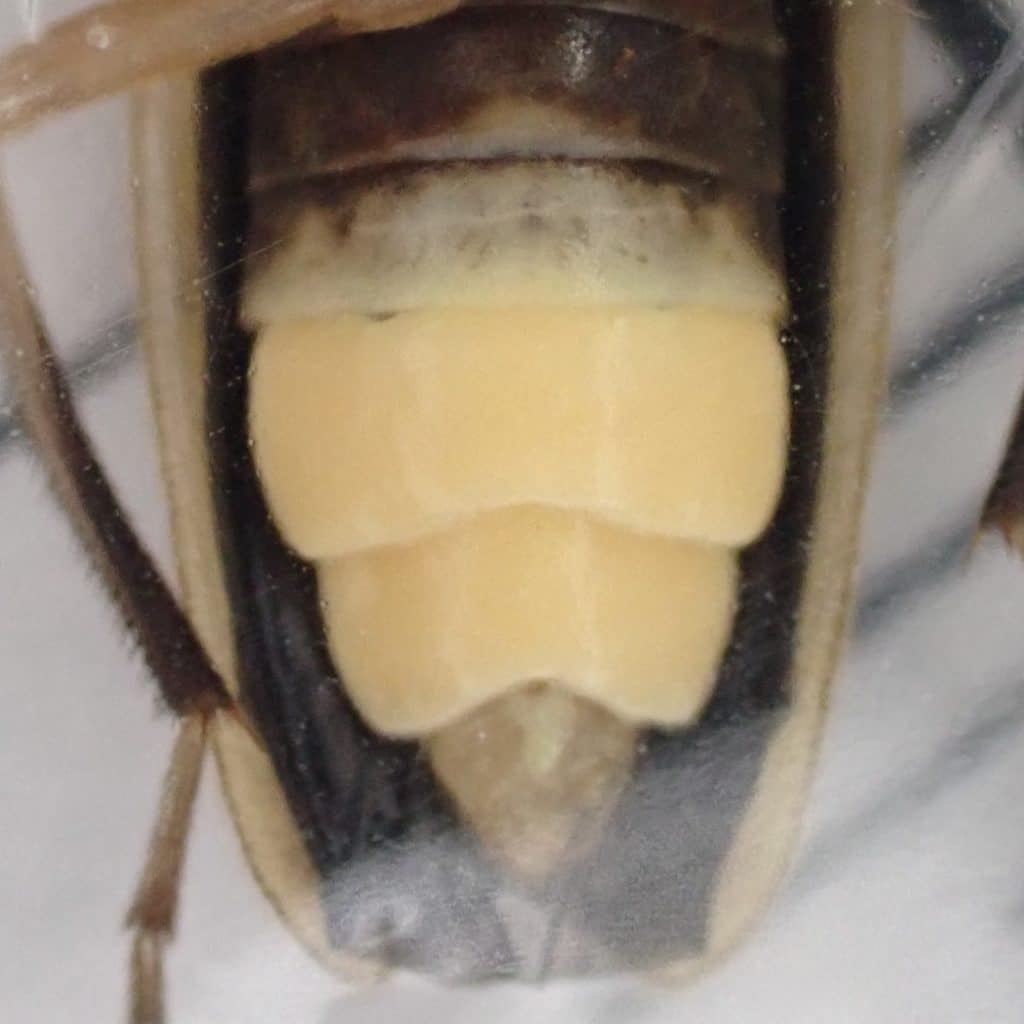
top-left (0, 0), bottom-right (460, 137)
top-left (0, 186), bottom-right (231, 717)
top-left (126, 716), bottom-right (209, 1024)
top-left (981, 389), bottom-right (1024, 556)
top-left (0, 187), bottom-right (238, 1016)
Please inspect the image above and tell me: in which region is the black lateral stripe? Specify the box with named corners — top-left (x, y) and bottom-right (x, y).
top-left (200, 59), bottom-right (515, 978)
top-left (551, 0), bottom-right (835, 965)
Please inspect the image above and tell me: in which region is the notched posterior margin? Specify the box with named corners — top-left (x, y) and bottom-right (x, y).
top-left (981, 391), bottom-right (1024, 556)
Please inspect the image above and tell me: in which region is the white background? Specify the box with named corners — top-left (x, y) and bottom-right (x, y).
top-left (3, 2), bottom-right (1024, 1021)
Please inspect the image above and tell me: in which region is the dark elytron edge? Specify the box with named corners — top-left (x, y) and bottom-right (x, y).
top-left (555, 0), bottom-right (835, 965)
top-left (200, 61), bottom-right (516, 981)
top-left (203, 1), bottom-right (833, 977)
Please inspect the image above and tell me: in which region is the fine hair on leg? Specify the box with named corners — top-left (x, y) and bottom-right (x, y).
top-left (0, 171), bottom-right (239, 1018)
top-left (125, 715), bottom-right (209, 1024)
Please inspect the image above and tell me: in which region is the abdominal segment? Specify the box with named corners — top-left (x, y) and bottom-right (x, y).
top-left (318, 507), bottom-right (737, 736)
top-left (248, 301), bottom-right (788, 737)
top-left (249, 305), bottom-right (788, 558)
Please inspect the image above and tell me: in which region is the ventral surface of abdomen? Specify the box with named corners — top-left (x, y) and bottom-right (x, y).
top-left (222, 0), bottom-right (822, 964)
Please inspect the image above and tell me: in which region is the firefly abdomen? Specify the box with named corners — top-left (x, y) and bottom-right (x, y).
top-left (138, 0), bottom-right (900, 982)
